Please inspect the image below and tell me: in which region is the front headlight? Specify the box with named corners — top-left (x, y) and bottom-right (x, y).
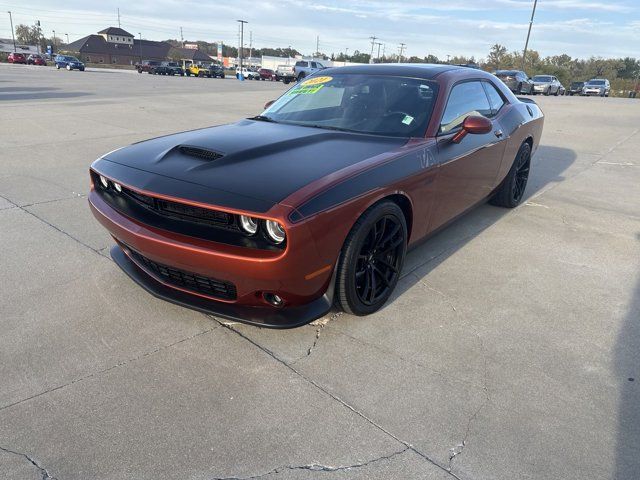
top-left (239, 215), bottom-right (259, 235)
top-left (265, 220), bottom-right (286, 244)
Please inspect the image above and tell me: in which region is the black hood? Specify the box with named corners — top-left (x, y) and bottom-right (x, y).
top-left (102, 119), bottom-right (406, 206)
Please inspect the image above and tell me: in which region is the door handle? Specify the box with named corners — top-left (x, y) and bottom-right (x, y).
top-left (494, 130), bottom-right (504, 138)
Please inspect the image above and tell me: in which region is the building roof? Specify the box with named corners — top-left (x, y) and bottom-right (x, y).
top-left (67, 35), bottom-right (171, 60)
top-left (169, 47), bottom-right (212, 62)
top-left (97, 27), bottom-right (134, 37)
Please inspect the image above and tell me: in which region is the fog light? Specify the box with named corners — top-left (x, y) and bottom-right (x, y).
top-left (263, 292), bottom-right (284, 307)
top-left (99, 175), bottom-right (109, 188)
top-left (113, 182), bottom-right (122, 193)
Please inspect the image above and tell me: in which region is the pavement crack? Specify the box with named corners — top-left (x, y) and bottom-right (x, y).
top-left (0, 445), bottom-right (58, 480)
top-left (0, 193), bottom-right (104, 260)
top-left (288, 311), bottom-right (343, 365)
top-left (0, 325), bottom-right (219, 412)
top-left (214, 320), bottom-right (461, 479)
top-left (210, 447), bottom-right (410, 479)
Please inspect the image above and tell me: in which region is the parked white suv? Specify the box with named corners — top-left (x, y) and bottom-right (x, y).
top-left (235, 67), bottom-right (260, 80)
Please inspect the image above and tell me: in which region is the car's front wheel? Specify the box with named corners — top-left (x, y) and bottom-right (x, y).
top-left (336, 201), bottom-right (407, 316)
top-left (490, 142), bottom-right (531, 208)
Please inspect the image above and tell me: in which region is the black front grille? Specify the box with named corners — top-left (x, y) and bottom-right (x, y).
top-left (127, 247), bottom-right (237, 300)
top-left (121, 186), bottom-right (235, 230)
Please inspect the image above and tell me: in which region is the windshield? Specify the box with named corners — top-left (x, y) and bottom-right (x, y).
top-left (261, 74), bottom-right (439, 138)
top-left (571, 82), bottom-right (584, 87)
top-left (533, 75), bottom-right (552, 82)
top-left (587, 80), bottom-right (605, 86)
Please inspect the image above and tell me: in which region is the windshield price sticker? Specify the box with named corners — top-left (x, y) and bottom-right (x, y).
top-left (302, 76), bottom-right (333, 86)
top-left (402, 115), bottom-right (414, 125)
top-left (288, 85), bottom-right (324, 95)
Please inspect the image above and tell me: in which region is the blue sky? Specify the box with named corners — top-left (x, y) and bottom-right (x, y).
top-left (2, 1), bottom-right (638, 60)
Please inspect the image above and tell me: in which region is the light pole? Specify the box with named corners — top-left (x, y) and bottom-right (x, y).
top-left (237, 20), bottom-right (247, 75)
top-left (344, 47), bottom-right (349, 66)
top-left (65, 33), bottom-right (69, 45)
top-left (522, 0), bottom-right (538, 71)
top-left (52, 29), bottom-right (56, 53)
top-left (138, 32), bottom-right (142, 64)
top-left (7, 11), bottom-right (16, 52)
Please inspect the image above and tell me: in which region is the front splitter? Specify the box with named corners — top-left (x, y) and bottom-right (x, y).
top-left (110, 245), bottom-right (334, 329)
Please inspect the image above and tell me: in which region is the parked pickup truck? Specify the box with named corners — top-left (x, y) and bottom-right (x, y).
top-left (275, 64), bottom-right (295, 84)
top-left (136, 60), bottom-right (161, 74)
top-left (293, 60), bottom-right (326, 81)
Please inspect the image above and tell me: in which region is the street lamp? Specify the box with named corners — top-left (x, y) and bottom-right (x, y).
top-left (7, 11), bottom-right (16, 52)
top-left (237, 20), bottom-right (247, 76)
top-left (65, 33), bottom-right (69, 45)
top-left (138, 32), bottom-right (142, 64)
top-left (522, 0), bottom-right (538, 71)
top-left (52, 29), bottom-right (56, 53)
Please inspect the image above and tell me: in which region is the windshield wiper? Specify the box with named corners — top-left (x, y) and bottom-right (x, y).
top-left (250, 115), bottom-right (278, 123)
top-left (303, 124), bottom-right (359, 133)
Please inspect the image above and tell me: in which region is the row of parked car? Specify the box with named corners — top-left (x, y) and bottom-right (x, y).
top-left (7, 52), bottom-right (47, 65)
top-left (135, 60), bottom-right (225, 78)
top-left (494, 70), bottom-right (611, 97)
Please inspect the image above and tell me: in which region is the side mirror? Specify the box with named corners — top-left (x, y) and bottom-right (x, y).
top-left (264, 99), bottom-right (275, 110)
top-left (452, 115), bottom-right (492, 143)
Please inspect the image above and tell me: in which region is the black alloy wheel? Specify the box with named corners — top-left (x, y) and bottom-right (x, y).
top-left (336, 201), bottom-right (407, 315)
top-left (490, 142), bottom-right (531, 208)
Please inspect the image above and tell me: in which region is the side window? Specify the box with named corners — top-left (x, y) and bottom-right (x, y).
top-left (317, 62), bottom-right (324, 68)
top-left (311, 62), bottom-right (317, 68)
top-left (483, 82), bottom-right (505, 116)
top-left (440, 81), bottom-right (492, 133)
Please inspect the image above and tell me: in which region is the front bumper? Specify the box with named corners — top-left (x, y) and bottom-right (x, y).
top-left (111, 245), bottom-right (334, 328)
top-left (533, 85), bottom-right (548, 93)
top-left (89, 187), bottom-right (336, 328)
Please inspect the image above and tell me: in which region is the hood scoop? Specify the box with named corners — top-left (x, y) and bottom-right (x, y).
top-left (178, 145), bottom-right (224, 161)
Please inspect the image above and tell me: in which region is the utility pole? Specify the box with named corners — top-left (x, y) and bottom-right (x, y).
top-left (117, 8), bottom-right (121, 28)
top-left (398, 43), bottom-right (405, 63)
top-left (344, 47), bottom-right (349, 66)
top-left (65, 33), bottom-right (69, 45)
top-left (138, 32), bottom-right (142, 64)
top-left (375, 42), bottom-right (382, 63)
top-left (249, 31), bottom-right (252, 65)
top-left (52, 29), bottom-right (56, 53)
top-left (369, 36), bottom-right (377, 64)
top-left (7, 11), bottom-right (15, 52)
top-left (446, 54), bottom-right (451, 63)
top-left (180, 27), bottom-right (184, 48)
top-left (237, 20), bottom-right (247, 74)
top-left (316, 35), bottom-right (319, 58)
top-left (36, 20), bottom-right (42, 54)
top-left (522, 0), bottom-right (538, 71)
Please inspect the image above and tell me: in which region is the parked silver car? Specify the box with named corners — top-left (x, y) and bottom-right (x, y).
top-left (582, 79), bottom-right (610, 97)
top-left (532, 75), bottom-right (564, 96)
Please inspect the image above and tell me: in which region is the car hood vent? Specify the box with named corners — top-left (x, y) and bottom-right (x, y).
top-left (178, 145), bottom-right (224, 161)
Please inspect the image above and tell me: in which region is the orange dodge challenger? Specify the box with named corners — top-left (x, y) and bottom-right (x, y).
top-left (89, 64), bottom-right (544, 328)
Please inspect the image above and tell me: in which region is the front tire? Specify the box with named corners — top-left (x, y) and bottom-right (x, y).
top-left (490, 142), bottom-right (531, 208)
top-left (335, 201), bottom-right (407, 316)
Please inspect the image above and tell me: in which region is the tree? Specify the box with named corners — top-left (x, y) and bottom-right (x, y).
top-left (15, 24), bottom-right (41, 46)
top-left (486, 44), bottom-right (508, 70)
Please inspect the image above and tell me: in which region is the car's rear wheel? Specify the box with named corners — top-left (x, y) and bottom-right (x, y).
top-left (335, 201), bottom-right (407, 316)
top-left (490, 142), bottom-right (531, 208)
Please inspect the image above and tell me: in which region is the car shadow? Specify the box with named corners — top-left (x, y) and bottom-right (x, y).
top-left (0, 87), bottom-right (59, 93)
top-left (0, 91), bottom-right (91, 101)
top-left (614, 233), bottom-right (640, 478)
top-left (391, 144), bottom-right (577, 299)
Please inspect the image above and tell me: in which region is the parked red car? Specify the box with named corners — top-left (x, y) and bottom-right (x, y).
top-left (258, 68), bottom-right (277, 81)
top-left (27, 54), bottom-right (47, 66)
top-left (7, 52), bottom-right (27, 64)
top-left (89, 65), bottom-right (544, 327)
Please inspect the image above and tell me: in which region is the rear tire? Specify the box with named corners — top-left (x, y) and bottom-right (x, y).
top-left (335, 201), bottom-right (407, 316)
top-left (490, 142), bottom-right (531, 208)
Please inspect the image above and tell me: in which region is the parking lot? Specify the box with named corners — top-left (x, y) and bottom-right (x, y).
top-left (1, 63), bottom-right (639, 480)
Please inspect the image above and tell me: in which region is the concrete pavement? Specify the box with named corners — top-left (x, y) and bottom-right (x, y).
top-left (0, 63), bottom-right (638, 479)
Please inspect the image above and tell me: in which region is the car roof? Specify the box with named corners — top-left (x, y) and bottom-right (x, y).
top-left (320, 63), bottom-right (461, 79)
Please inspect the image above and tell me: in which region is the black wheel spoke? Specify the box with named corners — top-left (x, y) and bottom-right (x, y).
top-left (354, 214), bottom-right (405, 306)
